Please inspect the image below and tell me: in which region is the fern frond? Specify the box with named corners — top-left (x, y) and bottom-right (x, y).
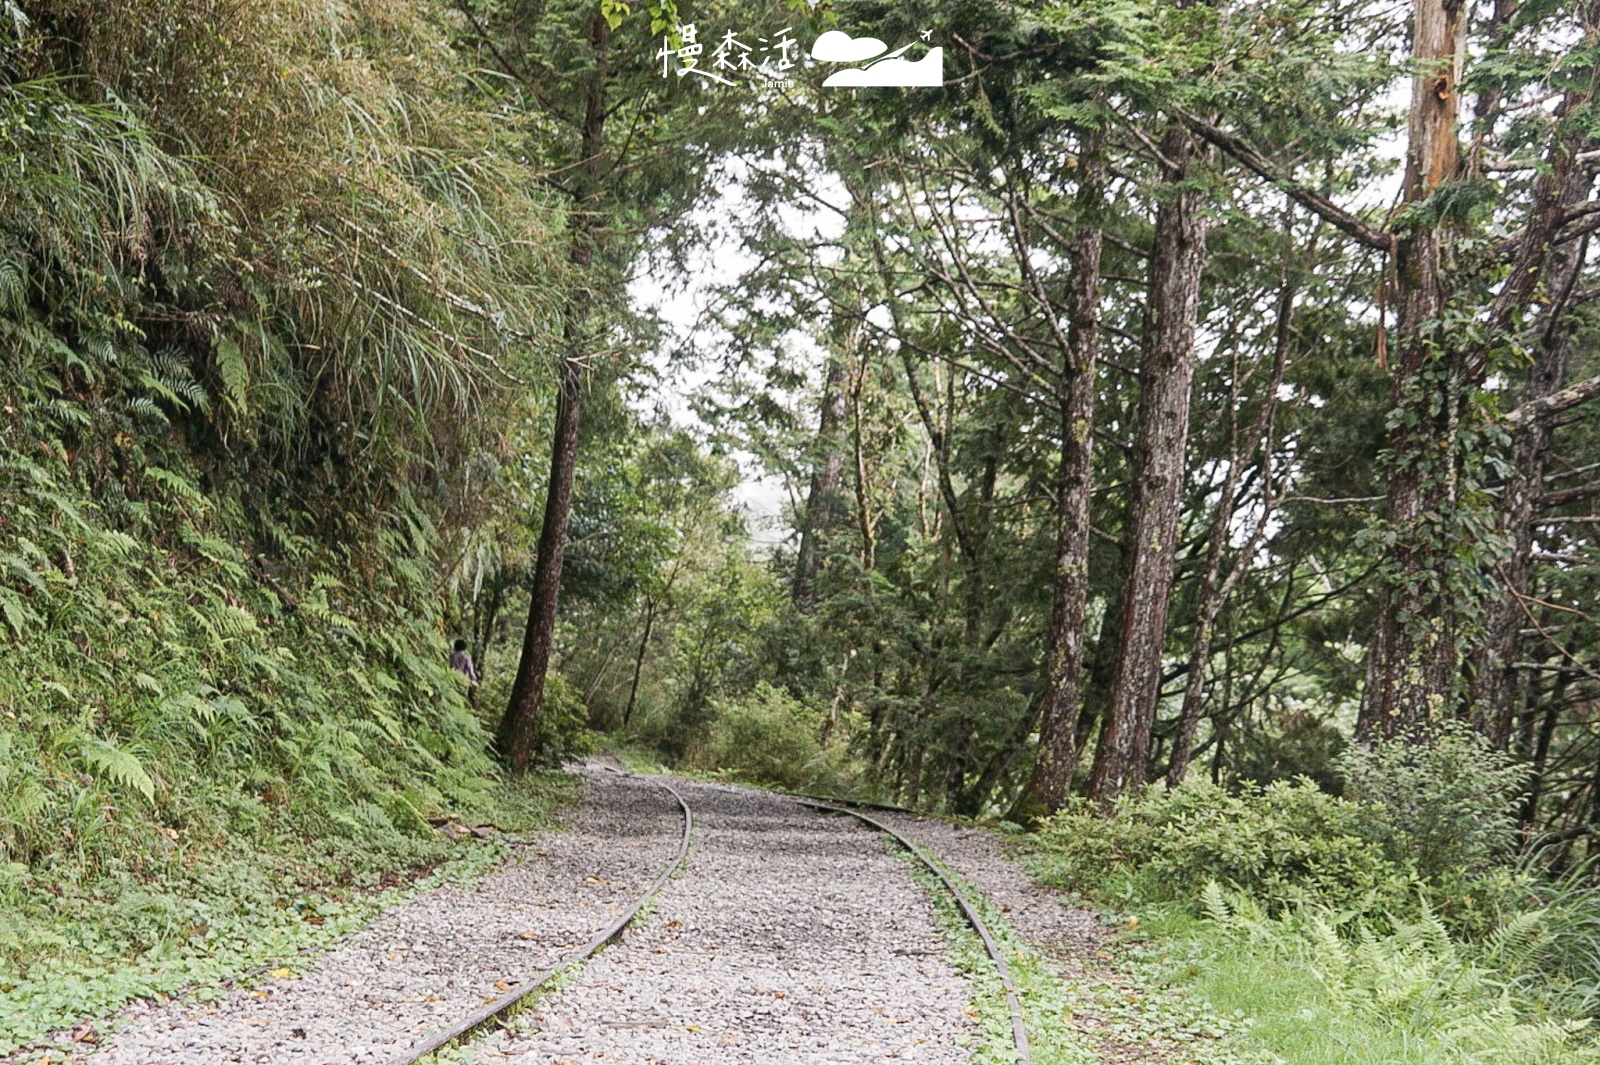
top-left (214, 334), bottom-right (250, 415)
top-left (77, 737), bottom-right (156, 802)
top-left (1200, 880), bottom-right (1232, 926)
top-left (144, 466), bottom-right (210, 512)
top-left (0, 588), bottom-right (40, 638)
top-left (1484, 910), bottom-right (1550, 978)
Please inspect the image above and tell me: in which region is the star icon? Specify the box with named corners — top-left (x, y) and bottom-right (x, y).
top-left (920, 29), bottom-right (932, 42)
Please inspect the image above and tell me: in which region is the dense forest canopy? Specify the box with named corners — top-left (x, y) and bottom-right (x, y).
top-left (2, 0), bottom-right (1600, 982)
top-left (556, 0), bottom-right (1600, 839)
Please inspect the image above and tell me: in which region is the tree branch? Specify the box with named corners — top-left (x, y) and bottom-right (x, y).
top-left (1504, 373), bottom-right (1600, 428)
top-left (1176, 110), bottom-right (1395, 252)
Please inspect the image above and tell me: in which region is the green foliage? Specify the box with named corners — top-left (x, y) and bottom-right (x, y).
top-left (1032, 725), bottom-right (1535, 935)
top-left (1033, 777), bottom-right (1414, 913)
top-left (474, 664), bottom-right (596, 767)
top-left (684, 682), bottom-right (858, 793)
top-left (905, 856), bottom-right (1104, 1065)
top-left (1177, 886), bottom-right (1600, 1064)
top-left (1505, 870), bottom-right (1600, 1024)
top-left (0, 776), bottom-right (572, 1056)
top-left (1338, 723), bottom-right (1525, 884)
top-left (0, 0), bottom-right (578, 1051)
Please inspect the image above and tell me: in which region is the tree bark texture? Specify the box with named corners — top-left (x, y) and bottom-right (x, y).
top-left (1022, 139), bottom-right (1105, 816)
top-left (1087, 126), bottom-right (1212, 804)
top-left (494, 12), bottom-right (608, 772)
top-left (1467, 5), bottom-right (1600, 745)
top-left (1357, 0), bottom-right (1468, 741)
top-left (497, 354), bottom-right (584, 770)
top-left (792, 355), bottom-right (848, 612)
top-left (1469, 170), bottom-right (1593, 746)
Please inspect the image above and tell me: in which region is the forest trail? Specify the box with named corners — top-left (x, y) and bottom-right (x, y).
top-left (469, 776), bottom-right (974, 1063)
top-left (42, 768), bottom-right (1191, 1065)
top-left (52, 771), bottom-right (681, 1064)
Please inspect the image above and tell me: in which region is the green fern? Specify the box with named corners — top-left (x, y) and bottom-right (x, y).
top-left (76, 737), bottom-right (156, 803)
top-left (213, 334), bottom-right (250, 416)
top-left (0, 588), bottom-right (39, 638)
top-left (144, 466), bottom-right (210, 513)
top-left (1200, 880), bottom-right (1232, 926)
top-left (1482, 910), bottom-right (1550, 979)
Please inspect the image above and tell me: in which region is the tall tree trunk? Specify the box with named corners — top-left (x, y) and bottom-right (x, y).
top-left (1520, 668), bottom-right (1565, 834)
top-left (497, 354), bottom-right (583, 770)
top-left (849, 346), bottom-right (877, 572)
top-left (1086, 126), bottom-right (1211, 804)
top-left (494, 12), bottom-right (608, 772)
top-left (622, 596), bottom-right (657, 728)
top-left (1470, 239), bottom-right (1588, 745)
top-left (1357, 0), bottom-right (1468, 741)
top-left (1467, 141), bottom-right (1596, 746)
top-left (1019, 137), bottom-right (1105, 817)
top-left (792, 355), bottom-right (848, 612)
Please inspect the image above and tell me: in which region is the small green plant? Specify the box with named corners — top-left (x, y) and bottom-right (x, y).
top-left (1337, 722), bottom-right (1524, 883)
top-left (1181, 883), bottom-right (1600, 1064)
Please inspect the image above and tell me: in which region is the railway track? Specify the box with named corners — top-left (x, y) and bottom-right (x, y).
top-left (795, 799), bottom-right (1034, 1065)
top-left (387, 772), bottom-right (693, 1065)
top-left (393, 774), bottom-right (1033, 1065)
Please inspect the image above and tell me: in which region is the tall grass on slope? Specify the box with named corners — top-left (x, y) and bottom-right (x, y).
top-left (0, 23), bottom-right (572, 1055)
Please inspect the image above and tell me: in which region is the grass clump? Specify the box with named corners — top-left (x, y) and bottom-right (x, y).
top-left (898, 851), bottom-right (1101, 1065)
top-left (1136, 886), bottom-right (1599, 1065)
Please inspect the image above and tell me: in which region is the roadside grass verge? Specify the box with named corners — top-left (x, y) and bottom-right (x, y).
top-left (1022, 742), bottom-right (1600, 1065)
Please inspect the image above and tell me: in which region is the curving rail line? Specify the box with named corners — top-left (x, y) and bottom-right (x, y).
top-left (794, 799), bottom-right (1035, 1065)
top-left (390, 777), bottom-right (1030, 1065)
top-left (388, 773), bottom-right (693, 1065)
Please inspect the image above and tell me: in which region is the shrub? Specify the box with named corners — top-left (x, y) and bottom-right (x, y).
top-left (1337, 722), bottom-right (1525, 883)
top-left (1033, 777), bottom-right (1415, 913)
top-left (471, 661), bottom-right (594, 766)
top-left (536, 671), bottom-right (598, 763)
top-left (685, 683), bottom-right (856, 792)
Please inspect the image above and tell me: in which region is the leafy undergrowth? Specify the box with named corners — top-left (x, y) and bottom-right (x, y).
top-left (0, 774), bottom-right (575, 1060)
top-left (1023, 741), bottom-right (1600, 1064)
top-left (0, 7), bottom-right (579, 1055)
top-left (908, 850), bottom-right (1203, 1061)
top-left (1050, 918), bottom-right (1263, 1065)
top-left (1115, 889), bottom-right (1600, 1065)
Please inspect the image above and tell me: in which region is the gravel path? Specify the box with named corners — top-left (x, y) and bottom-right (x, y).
top-left (876, 810), bottom-right (1198, 1065)
top-left (873, 812), bottom-right (1105, 961)
top-left (72, 768), bottom-right (682, 1065)
top-left (469, 778), bottom-right (975, 1064)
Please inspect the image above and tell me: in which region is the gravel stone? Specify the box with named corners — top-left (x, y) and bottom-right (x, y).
top-left (471, 777), bottom-right (975, 1064)
top-left (68, 767), bottom-right (682, 1065)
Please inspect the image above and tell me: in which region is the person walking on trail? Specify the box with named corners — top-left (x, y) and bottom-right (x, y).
top-left (450, 638), bottom-right (480, 702)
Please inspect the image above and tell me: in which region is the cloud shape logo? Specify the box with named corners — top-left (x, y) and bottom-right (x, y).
top-left (821, 47), bottom-right (944, 88)
top-left (811, 30), bottom-right (888, 63)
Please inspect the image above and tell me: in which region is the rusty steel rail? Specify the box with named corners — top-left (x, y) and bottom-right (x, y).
top-left (795, 799), bottom-right (1034, 1065)
top-left (389, 775), bottom-right (693, 1065)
